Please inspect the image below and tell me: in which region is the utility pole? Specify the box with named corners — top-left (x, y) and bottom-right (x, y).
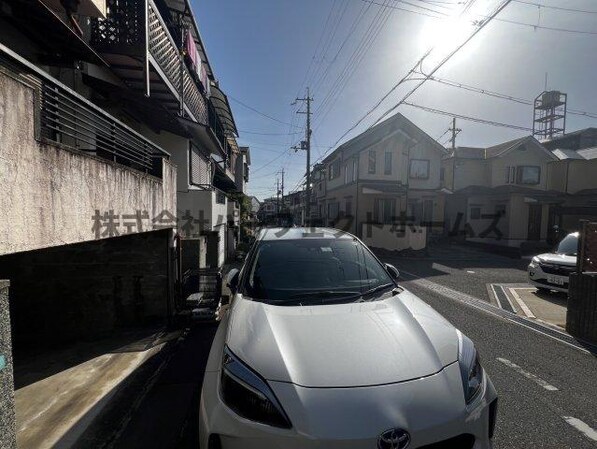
top-left (449, 117), bottom-right (461, 150)
top-left (277, 169), bottom-right (285, 203)
top-left (276, 178), bottom-right (280, 214)
top-left (294, 88), bottom-right (314, 226)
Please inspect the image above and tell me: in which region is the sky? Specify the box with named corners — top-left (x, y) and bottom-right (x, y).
top-left (192, 0), bottom-right (597, 200)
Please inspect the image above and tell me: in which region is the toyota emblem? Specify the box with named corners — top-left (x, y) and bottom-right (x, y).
top-left (377, 428), bottom-right (411, 449)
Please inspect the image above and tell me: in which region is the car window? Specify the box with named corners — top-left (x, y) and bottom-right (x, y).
top-left (555, 234), bottom-right (578, 256)
top-left (243, 238), bottom-right (393, 303)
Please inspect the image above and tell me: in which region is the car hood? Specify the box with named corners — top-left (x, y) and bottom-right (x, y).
top-left (535, 253), bottom-right (576, 266)
top-left (226, 290), bottom-right (458, 388)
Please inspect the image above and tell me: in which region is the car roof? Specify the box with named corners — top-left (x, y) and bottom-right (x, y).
top-left (256, 227), bottom-right (355, 242)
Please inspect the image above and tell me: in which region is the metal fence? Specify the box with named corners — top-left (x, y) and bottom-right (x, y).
top-left (40, 81), bottom-right (168, 177)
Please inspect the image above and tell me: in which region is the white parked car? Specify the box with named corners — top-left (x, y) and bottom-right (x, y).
top-left (528, 232), bottom-right (578, 293)
top-left (199, 228), bottom-right (498, 449)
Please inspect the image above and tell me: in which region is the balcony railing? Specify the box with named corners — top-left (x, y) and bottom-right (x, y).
top-left (90, 0), bottom-right (230, 156)
top-left (0, 43), bottom-right (169, 177)
top-left (40, 81), bottom-right (168, 176)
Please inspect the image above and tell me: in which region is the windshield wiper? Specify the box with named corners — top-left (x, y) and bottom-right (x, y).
top-left (287, 290), bottom-right (360, 299)
top-left (281, 290), bottom-right (361, 306)
top-left (355, 283), bottom-right (398, 302)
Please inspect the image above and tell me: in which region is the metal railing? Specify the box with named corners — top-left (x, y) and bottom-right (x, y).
top-left (91, 0), bottom-right (229, 155)
top-left (40, 81), bottom-right (168, 176)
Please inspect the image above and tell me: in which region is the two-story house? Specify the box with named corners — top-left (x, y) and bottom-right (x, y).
top-left (319, 113), bottom-right (447, 248)
top-left (543, 128), bottom-right (597, 232)
top-left (442, 136), bottom-right (561, 248)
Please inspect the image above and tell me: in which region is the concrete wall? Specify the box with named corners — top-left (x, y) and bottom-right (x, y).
top-left (0, 71), bottom-right (177, 256)
top-left (0, 230), bottom-right (173, 354)
top-left (0, 281), bottom-right (16, 449)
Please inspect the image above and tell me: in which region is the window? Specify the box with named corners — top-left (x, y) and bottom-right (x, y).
top-left (352, 158), bottom-right (358, 181)
top-left (409, 159), bottom-right (430, 179)
top-left (516, 166), bottom-right (540, 185)
top-left (189, 143), bottom-right (212, 187)
top-left (374, 198), bottom-right (396, 224)
top-left (216, 190), bottom-right (226, 204)
top-left (344, 162), bottom-right (354, 184)
top-left (329, 160), bottom-right (340, 180)
top-left (243, 238), bottom-right (393, 303)
top-left (328, 202), bottom-right (339, 221)
top-left (440, 167), bottom-right (445, 182)
top-left (368, 150), bottom-right (376, 174)
top-left (384, 151), bottom-right (392, 175)
top-left (470, 207), bottom-right (481, 220)
top-left (505, 166), bottom-right (516, 184)
top-left (345, 200), bottom-right (352, 217)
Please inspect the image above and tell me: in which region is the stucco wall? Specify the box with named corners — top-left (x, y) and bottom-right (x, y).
top-left (0, 71), bottom-right (177, 256)
top-left (0, 280), bottom-right (16, 449)
top-left (490, 145), bottom-right (551, 190)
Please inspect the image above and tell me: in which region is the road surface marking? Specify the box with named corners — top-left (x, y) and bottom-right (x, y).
top-left (491, 284), bottom-right (516, 314)
top-left (396, 268), bottom-right (594, 355)
top-left (563, 417), bottom-right (597, 442)
top-left (466, 270), bottom-right (475, 274)
top-left (509, 288), bottom-right (536, 318)
top-left (496, 358), bottom-right (559, 391)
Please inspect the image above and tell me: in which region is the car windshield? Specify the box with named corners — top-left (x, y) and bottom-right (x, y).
top-left (243, 238), bottom-right (394, 304)
top-left (555, 233), bottom-right (578, 256)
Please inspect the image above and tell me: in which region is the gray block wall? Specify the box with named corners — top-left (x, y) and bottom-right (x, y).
top-left (0, 280), bottom-right (16, 449)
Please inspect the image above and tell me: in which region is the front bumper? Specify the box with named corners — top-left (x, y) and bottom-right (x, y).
top-left (199, 362), bottom-right (498, 449)
top-left (527, 265), bottom-right (569, 293)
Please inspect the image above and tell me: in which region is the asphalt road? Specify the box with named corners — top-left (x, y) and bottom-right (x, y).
top-left (113, 244), bottom-right (597, 449)
top-left (377, 245), bottom-right (597, 449)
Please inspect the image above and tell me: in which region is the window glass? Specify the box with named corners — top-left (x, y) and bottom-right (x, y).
top-left (384, 151), bottom-right (392, 175)
top-left (517, 166), bottom-right (540, 185)
top-left (244, 239), bottom-right (393, 303)
top-left (409, 159), bottom-right (430, 179)
top-left (470, 207), bottom-right (481, 220)
top-left (368, 150), bottom-right (376, 174)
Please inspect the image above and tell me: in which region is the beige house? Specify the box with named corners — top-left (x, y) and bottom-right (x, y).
top-left (442, 136), bottom-right (564, 248)
top-left (543, 129), bottom-right (597, 231)
top-left (319, 113), bottom-right (447, 245)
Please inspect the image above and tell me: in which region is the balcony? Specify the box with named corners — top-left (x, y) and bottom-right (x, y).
top-left (0, 43), bottom-right (169, 177)
top-left (89, 0), bottom-right (235, 157)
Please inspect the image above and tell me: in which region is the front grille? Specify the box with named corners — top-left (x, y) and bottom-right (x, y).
top-left (539, 263), bottom-right (576, 276)
top-left (418, 434), bottom-right (475, 449)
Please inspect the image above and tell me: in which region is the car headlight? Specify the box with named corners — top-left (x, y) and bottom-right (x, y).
top-left (457, 331), bottom-right (484, 405)
top-left (529, 256), bottom-right (541, 268)
top-left (220, 346), bottom-right (292, 429)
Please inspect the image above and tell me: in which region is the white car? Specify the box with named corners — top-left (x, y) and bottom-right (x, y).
top-left (528, 232), bottom-right (578, 293)
top-left (199, 227), bottom-right (498, 449)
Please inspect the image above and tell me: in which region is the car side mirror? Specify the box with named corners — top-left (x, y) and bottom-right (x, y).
top-left (385, 263), bottom-right (400, 280)
top-left (226, 268), bottom-right (240, 293)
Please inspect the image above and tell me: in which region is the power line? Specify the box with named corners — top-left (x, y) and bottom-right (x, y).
top-left (314, 0), bottom-right (395, 127)
top-left (493, 17), bottom-right (597, 36)
top-left (426, 74), bottom-right (597, 119)
top-left (370, 0), bottom-right (513, 129)
top-left (513, 0), bottom-right (597, 14)
top-left (239, 129), bottom-right (302, 136)
top-left (402, 101), bottom-right (533, 131)
top-left (229, 96), bottom-right (301, 128)
top-left (367, 0), bottom-right (597, 36)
